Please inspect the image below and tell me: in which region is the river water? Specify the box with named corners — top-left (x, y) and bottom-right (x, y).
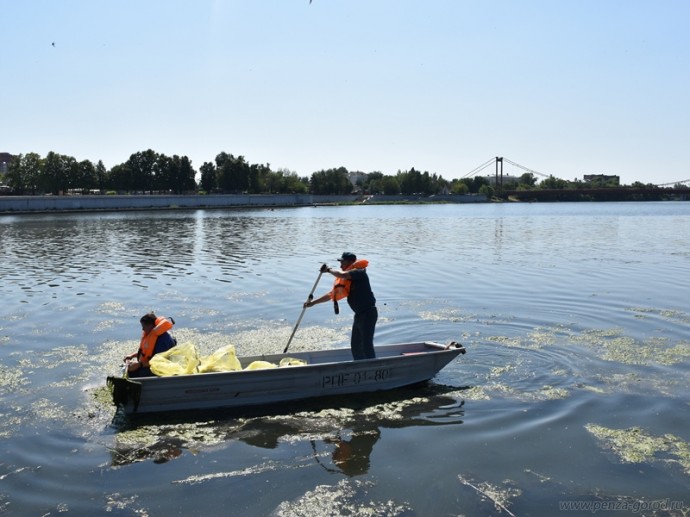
top-left (0, 202), bottom-right (688, 516)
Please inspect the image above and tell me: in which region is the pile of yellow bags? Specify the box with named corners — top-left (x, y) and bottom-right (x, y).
top-left (149, 343), bottom-right (306, 377)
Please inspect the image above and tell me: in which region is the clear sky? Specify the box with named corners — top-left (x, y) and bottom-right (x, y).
top-left (2, 1), bottom-right (689, 185)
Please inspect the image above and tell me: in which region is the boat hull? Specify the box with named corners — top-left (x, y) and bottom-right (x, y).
top-left (107, 341), bottom-right (465, 415)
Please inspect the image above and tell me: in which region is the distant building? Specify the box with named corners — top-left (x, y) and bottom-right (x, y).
top-left (0, 152), bottom-right (13, 176)
top-left (483, 174), bottom-right (521, 186)
top-left (584, 174), bottom-right (620, 186)
top-left (348, 171), bottom-right (367, 187)
top-left (347, 171), bottom-right (369, 193)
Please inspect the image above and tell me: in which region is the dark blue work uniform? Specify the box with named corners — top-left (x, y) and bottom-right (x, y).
top-left (347, 268), bottom-right (377, 360)
top-left (129, 332), bottom-right (177, 378)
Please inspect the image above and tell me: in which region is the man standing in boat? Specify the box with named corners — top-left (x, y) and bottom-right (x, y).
top-left (304, 252), bottom-right (377, 360)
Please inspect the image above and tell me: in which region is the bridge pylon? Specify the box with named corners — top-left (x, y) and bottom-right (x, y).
top-left (495, 157), bottom-right (503, 190)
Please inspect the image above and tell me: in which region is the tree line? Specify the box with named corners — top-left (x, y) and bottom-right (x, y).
top-left (4, 150), bottom-right (196, 195)
top-left (4, 150), bottom-right (310, 196)
top-left (3, 149), bottom-right (479, 196)
top-left (2, 149), bottom-right (679, 197)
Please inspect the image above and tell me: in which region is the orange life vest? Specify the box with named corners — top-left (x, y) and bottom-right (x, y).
top-left (329, 259), bottom-right (369, 301)
top-left (138, 316), bottom-right (174, 363)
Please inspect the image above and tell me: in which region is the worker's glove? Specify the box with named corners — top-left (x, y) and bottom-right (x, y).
top-left (320, 263), bottom-right (329, 273)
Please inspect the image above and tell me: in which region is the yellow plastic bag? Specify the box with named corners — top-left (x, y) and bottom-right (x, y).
top-left (244, 360), bottom-right (278, 371)
top-left (280, 357), bottom-right (307, 367)
top-left (243, 357), bottom-right (307, 370)
top-left (149, 342), bottom-right (200, 376)
top-left (198, 344), bottom-right (242, 373)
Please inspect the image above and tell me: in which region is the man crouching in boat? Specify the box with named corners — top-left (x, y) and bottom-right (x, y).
top-left (124, 312), bottom-right (177, 377)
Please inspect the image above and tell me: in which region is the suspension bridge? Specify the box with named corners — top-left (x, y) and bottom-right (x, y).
top-left (462, 157), bottom-right (690, 188)
top-left (461, 157), bottom-right (690, 201)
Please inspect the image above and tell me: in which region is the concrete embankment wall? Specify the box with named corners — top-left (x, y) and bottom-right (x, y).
top-left (365, 194), bottom-right (486, 203)
top-left (0, 194), bottom-right (318, 213)
top-left (0, 193), bottom-right (486, 214)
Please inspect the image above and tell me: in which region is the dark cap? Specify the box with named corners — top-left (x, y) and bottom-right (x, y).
top-left (140, 312), bottom-right (157, 325)
top-left (337, 252), bottom-right (356, 262)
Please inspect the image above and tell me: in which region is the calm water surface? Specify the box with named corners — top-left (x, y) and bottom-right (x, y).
top-left (1, 202), bottom-right (689, 516)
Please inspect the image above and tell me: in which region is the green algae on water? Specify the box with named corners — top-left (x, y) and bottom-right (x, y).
top-left (419, 308), bottom-right (474, 323)
top-left (0, 411), bottom-right (23, 439)
top-left (453, 383), bottom-right (568, 402)
top-left (0, 364), bottom-right (28, 395)
top-left (273, 479), bottom-right (412, 517)
top-left (456, 386), bottom-right (491, 400)
top-left (484, 322), bottom-right (690, 367)
top-left (628, 306), bottom-right (690, 325)
top-left (458, 474), bottom-right (522, 516)
top-left (487, 335), bottom-right (522, 348)
top-left (104, 493), bottom-right (148, 515)
top-left (573, 328), bottom-right (690, 366)
top-left (586, 424), bottom-right (690, 475)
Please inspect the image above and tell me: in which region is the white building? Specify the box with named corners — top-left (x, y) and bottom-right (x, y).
top-left (0, 152), bottom-right (12, 176)
top-left (483, 174), bottom-right (521, 186)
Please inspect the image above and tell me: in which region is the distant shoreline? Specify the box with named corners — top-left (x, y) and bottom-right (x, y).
top-left (0, 193), bottom-right (488, 215)
top-left (3, 190), bottom-right (686, 215)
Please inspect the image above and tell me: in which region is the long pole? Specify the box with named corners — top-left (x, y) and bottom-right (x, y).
top-left (283, 270), bottom-right (324, 353)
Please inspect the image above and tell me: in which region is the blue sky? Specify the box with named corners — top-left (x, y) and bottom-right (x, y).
top-left (2, 1), bottom-right (689, 185)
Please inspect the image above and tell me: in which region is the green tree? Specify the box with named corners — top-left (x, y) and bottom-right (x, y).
top-left (451, 180), bottom-right (469, 194)
top-left (177, 156), bottom-right (196, 192)
top-left (281, 170), bottom-right (308, 194)
top-left (5, 154), bottom-right (26, 193)
top-left (248, 163), bottom-right (271, 194)
top-left (199, 162), bottom-right (217, 192)
top-left (310, 167), bottom-right (351, 195)
top-left (398, 167), bottom-right (428, 194)
top-left (381, 176), bottom-right (401, 195)
top-left (479, 184), bottom-right (494, 198)
top-left (361, 171), bottom-right (383, 194)
top-left (467, 176), bottom-right (489, 194)
top-left (43, 152), bottom-right (71, 194)
top-left (266, 168), bottom-right (285, 193)
top-left (155, 154), bottom-right (173, 192)
top-left (518, 173), bottom-right (537, 189)
top-left (433, 173), bottom-right (450, 194)
top-left (502, 179), bottom-right (519, 190)
top-left (24, 153), bottom-right (44, 194)
top-left (95, 160), bottom-right (107, 192)
top-left (125, 149), bottom-right (158, 193)
top-left (539, 175), bottom-right (569, 189)
top-left (216, 153), bottom-right (250, 193)
top-left (157, 154), bottom-right (196, 193)
top-left (107, 164), bottom-right (128, 192)
top-left (73, 159), bottom-right (96, 192)
top-left (6, 153), bottom-right (44, 194)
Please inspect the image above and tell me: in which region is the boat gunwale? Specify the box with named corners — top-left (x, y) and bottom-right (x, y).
top-left (107, 340), bottom-right (465, 414)
top-left (127, 341), bottom-right (462, 384)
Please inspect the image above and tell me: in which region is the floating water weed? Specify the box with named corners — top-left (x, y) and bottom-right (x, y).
top-left (273, 479), bottom-right (412, 517)
top-left (458, 474), bottom-right (521, 516)
top-left (0, 364), bottom-right (28, 395)
top-left (628, 307), bottom-right (690, 324)
top-left (420, 308), bottom-right (473, 322)
top-left (586, 424), bottom-right (690, 475)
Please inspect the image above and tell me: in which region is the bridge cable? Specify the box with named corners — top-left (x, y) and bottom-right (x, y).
top-left (656, 179), bottom-right (690, 187)
top-left (502, 158), bottom-right (551, 178)
top-left (461, 157), bottom-right (496, 179)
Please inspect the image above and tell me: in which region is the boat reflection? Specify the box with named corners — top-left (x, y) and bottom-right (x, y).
top-left (108, 384), bottom-right (467, 468)
top-left (312, 427), bottom-right (381, 476)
